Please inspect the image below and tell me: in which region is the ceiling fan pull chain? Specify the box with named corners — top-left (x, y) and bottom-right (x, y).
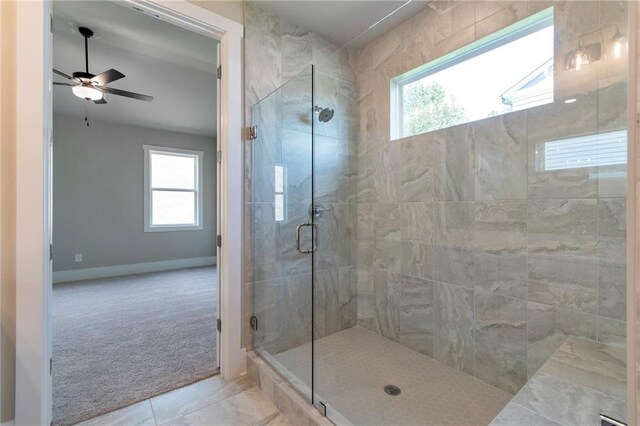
top-left (84, 105), bottom-right (90, 127)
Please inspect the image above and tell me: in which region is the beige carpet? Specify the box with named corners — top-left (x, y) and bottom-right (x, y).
top-left (52, 266), bottom-right (218, 426)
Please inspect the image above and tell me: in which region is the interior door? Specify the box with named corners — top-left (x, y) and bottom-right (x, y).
top-left (215, 42), bottom-right (221, 369)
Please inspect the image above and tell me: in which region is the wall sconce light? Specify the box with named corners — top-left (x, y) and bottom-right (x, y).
top-left (564, 41), bottom-right (601, 71)
top-left (611, 26), bottom-right (627, 60)
top-left (564, 25), bottom-right (626, 71)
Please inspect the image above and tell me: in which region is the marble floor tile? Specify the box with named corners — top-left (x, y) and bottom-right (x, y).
top-left (76, 400), bottom-right (156, 426)
top-left (164, 387), bottom-right (279, 426)
top-left (151, 375), bottom-right (254, 424)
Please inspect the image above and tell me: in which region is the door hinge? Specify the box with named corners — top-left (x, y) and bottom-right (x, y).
top-left (248, 126), bottom-right (258, 141)
top-left (217, 65), bottom-right (222, 79)
top-left (216, 235), bottom-right (222, 248)
top-left (216, 318), bottom-right (222, 332)
top-left (49, 357), bottom-right (53, 376)
top-left (217, 149), bottom-right (222, 164)
top-left (50, 14), bottom-right (53, 33)
top-left (250, 315), bottom-right (258, 330)
top-left (49, 244), bottom-right (53, 261)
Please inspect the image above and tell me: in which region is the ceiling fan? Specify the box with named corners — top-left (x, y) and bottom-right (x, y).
top-left (53, 26), bottom-right (153, 104)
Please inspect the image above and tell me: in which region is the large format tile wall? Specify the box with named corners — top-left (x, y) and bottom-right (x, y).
top-left (244, 3), bottom-right (359, 354)
top-left (354, 0), bottom-right (628, 395)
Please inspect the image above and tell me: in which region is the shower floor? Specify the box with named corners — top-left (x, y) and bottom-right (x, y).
top-left (274, 326), bottom-right (512, 426)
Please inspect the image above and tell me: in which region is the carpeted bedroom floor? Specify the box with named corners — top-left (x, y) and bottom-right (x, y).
top-left (52, 266), bottom-right (218, 426)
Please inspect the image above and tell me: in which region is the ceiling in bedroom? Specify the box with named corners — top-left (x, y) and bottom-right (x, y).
top-left (52, 1), bottom-right (218, 137)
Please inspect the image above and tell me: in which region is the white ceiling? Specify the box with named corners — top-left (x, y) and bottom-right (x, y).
top-left (255, 0), bottom-right (430, 48)
top-left (52, 1), bottom-right (218, 137)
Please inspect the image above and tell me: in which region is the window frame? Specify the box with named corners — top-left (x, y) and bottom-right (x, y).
top-left (391, 7), bottom-right (554, 140)
top-left (143, 144), bottom-right (205, 232)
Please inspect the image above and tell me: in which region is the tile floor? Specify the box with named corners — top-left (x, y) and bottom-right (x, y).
top-left (77, 375), bottom-right (290, 426)
top-left (275, 326), bottom-right (513, 425)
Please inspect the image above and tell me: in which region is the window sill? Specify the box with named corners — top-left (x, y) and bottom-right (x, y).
top-left (144, 225), bottom-right (204, 233)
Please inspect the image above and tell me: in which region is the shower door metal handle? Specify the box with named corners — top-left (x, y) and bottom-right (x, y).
top-left (296, 222), bottom-right (317, 254)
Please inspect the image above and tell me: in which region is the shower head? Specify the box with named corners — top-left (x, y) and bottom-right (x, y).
top-left (314, 106), bottom-right (334, 123)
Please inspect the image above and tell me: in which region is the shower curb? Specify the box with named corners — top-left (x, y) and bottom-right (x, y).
top-left (247, 351), bottom-right (334, 426)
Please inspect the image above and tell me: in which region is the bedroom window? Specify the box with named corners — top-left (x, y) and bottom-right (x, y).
top-left (391, 7), bottom-right (554, 139)
top-left (143, 145), bottom-right (204, 232)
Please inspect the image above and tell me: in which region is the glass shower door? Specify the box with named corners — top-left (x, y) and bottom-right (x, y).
top-left (250, 67), bottom-right (315, 402)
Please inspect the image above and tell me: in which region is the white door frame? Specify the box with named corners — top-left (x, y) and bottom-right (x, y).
top-left (14, 1), bottom-right (245, 424)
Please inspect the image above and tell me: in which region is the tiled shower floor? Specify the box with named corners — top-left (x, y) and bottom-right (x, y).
top-left (275, 326), bottom-right (512, 426)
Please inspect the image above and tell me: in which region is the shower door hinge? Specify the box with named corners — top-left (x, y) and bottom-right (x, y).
top-left (217, 149), bottom-right (222, 164)
top-left (250, 315), bottom-right (258, 330)
top-left (49, 357), bottom-right (52, 376)
top-left (315, 401), bottom-right (327, 417)
top-left (216, 318), bottom-right (222, 332)
top-left (217, 65), bottom-right (222, 79)
top-left (217, 235), bottom-right (222, 248)
top-left (248, 126), bottom-right (258, 141)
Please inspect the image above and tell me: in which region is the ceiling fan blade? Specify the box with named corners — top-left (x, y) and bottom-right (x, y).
top-left (91, 69), bottom-right (125, 86)
top-left (99, 87), bottom-right (153, 102)
top-left (94, 98), bottom-right (107, 105)
top-left (53, 82), bottom-right (74, 86)
top-left (53, 69), bottom-right (73, 80)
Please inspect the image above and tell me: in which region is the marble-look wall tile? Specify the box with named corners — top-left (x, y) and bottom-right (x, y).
top-left (598, 198), bottom-right (626, 239)
top-left (433, 201), bottom-right (474, 249)
top-left (474, 113), bottom-right (527, 201)
top-left (475, 1), bottom-right (528, 40)
top-left (400, 202), bottom-right (434, 244)
top-left (439, 123), bottom-right (475, 201)
top-left (472, 201), bottom-right (527, 254)
top-left (475, 293), bottom-right (527, 394)
top-left (249, 202), bottom-right (282, 283)
top-left (373, 270), bottom-right (400, 340)
top-left (527, 257), bottom-right (597, 315)
top-left (281, 273), bottom-right (313, 351)
top-left (527, 199), bottom-right (597, 259)
top-left (475, 253), bottom-right (527, 300)
top-left (314, 267), bottom-right (357, 340)
top-left (399, 275), bottom-right (434, 356)
top-left (598, 264), bottom-right (626, 322)
top-left (372, 238), bottom-right (402, 273)
top-left (251, 278), bottom-right (284, 354)
top-left (373, 203), bottom-right (401, 240)
top-left (400, 242), bottom-right (435, 281)
top-left (400, 134), bottom-right (443, 202)
top-left (597, 317), bottom-right (626, 348)
top-left (433, 281), bottom-right (474, 374)
top-left (433, 247), bottom-right (475, 289)
top-left (527, 301), bottom-right (597, 377)
top-left (357, 267), bottom-right (375, 330)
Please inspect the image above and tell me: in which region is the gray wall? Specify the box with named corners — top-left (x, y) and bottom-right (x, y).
top-left (53, 114), bottom-right (216, 272)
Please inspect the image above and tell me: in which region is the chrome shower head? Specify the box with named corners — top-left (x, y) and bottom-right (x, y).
top-left (314, 106), bottom-right (334, 123)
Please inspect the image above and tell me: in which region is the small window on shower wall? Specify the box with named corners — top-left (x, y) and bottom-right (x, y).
top-left (274, 165), bottom-right (286, 222)
top-left (391, 7), bottom-right (554, 139)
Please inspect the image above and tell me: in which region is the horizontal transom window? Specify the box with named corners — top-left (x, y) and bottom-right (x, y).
top-left (391, 7), bottom-right (554, 139)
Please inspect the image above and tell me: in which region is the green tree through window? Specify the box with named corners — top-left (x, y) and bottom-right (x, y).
top-left (402, 81), bottom-right (467, 136)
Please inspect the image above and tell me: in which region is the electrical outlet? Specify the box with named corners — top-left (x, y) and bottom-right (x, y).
top-left (75, 254), bottom-right (83, 263)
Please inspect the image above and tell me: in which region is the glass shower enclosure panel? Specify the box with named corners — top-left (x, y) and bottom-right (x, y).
top-left (250, 66), bottom-right (315, 402)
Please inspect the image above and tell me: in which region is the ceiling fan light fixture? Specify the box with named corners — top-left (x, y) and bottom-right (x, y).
top-left (72, 85), bottom-right (103, 101)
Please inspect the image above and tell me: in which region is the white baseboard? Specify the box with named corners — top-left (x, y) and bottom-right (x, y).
top-left (53, 256), bottom-right (217, 283)
top-left (1, 421), bottom-right (14, 426)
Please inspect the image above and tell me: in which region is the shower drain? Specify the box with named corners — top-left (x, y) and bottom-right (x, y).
top-left (384, 384), bottom-right (401, 396)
